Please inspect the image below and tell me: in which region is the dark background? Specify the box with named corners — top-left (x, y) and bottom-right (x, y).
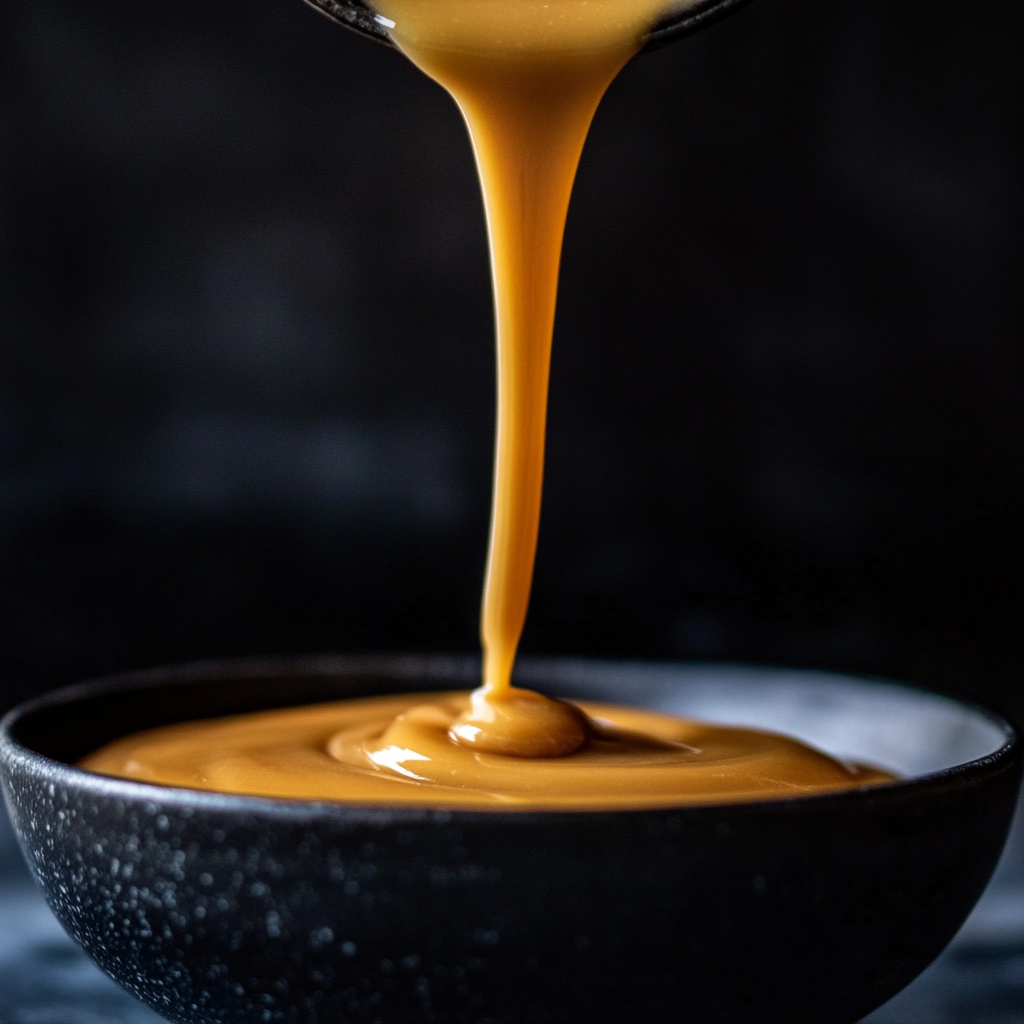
top-left (1, 0), bottom-right (1021, 721)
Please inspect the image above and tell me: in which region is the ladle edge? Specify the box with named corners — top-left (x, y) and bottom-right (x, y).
top-left (299, 0), bottom-right (759, 52)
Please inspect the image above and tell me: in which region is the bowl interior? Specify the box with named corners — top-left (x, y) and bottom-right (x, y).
top-left (523, 660), bottom-right (1012, 777)
top-left (5, 656), bottom-right (1013, 782)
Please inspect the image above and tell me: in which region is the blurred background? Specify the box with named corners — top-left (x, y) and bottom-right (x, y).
top-left (0, 0), bottom-right (1021, 722)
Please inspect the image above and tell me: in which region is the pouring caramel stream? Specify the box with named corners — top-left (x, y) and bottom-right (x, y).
top-left (370, 0), bottom-right (700, 754)
top-left (375, 0), bottom-right (686, 705)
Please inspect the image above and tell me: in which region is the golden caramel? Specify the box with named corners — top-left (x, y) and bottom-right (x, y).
top-left (80, 692), bottom-right (895, 810)
top-left (79, 1), bottom-right (900, 808)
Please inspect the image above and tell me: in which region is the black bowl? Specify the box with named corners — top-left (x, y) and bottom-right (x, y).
top-left (1, 655), bottom-right (1020, 1024)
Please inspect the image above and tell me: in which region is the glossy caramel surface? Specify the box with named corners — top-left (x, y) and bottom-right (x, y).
top-left (80, 692), bottom-right (895, 810)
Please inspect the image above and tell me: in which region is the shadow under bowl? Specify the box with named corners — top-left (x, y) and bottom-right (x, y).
top-left (1, 655), bottom-right (1020, 1024)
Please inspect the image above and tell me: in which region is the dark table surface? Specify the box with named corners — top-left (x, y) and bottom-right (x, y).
top-left (2, 794), bottom-right (1021, 1024)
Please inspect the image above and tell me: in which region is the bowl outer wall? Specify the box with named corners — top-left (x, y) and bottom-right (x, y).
top-left (1, 655), bottom-right (1021, 1024)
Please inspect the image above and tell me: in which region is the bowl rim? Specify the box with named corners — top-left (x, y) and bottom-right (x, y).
top-left (2, 654), bottom-right (1020, 823)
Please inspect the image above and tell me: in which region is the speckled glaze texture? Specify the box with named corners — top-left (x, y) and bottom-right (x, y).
top-left (1, 656), bottom-right (1020, 1024)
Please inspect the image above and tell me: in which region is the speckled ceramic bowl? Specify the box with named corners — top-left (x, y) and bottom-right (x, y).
top-left (1, 655), bottom-right (1020, 1024)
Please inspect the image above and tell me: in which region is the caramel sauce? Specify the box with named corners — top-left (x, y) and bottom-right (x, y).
top-left (79, 0), bottom-right (899, 806)
top-left (81, 692), bottom-right (894, 810)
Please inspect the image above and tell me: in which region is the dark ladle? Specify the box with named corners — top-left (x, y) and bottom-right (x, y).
top-left (301, 0), bottom-right (757, 52)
